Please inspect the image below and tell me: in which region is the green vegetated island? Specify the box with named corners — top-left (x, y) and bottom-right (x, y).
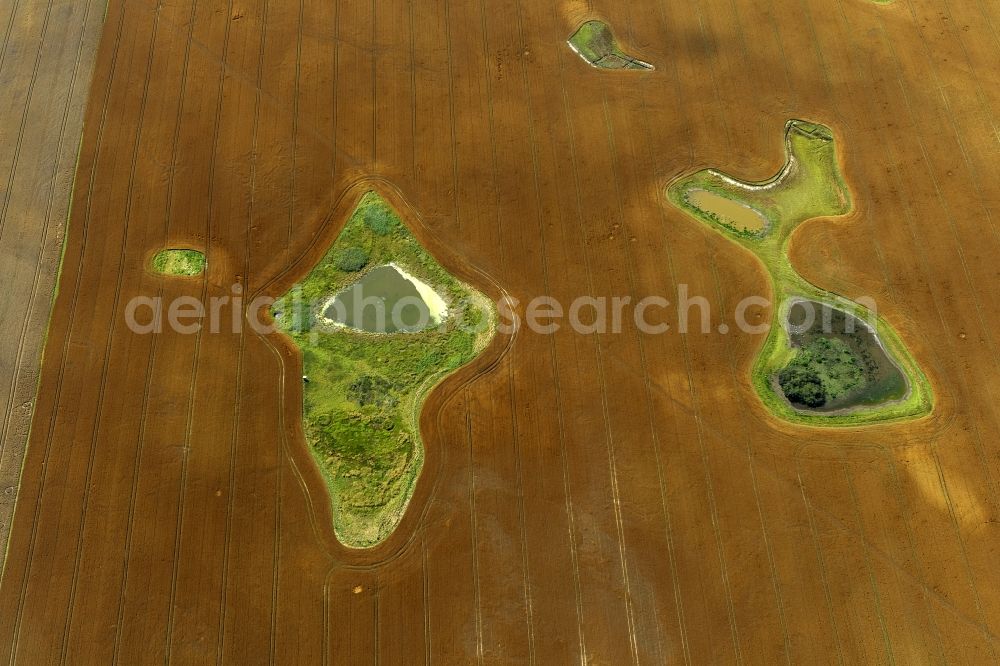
top-left (273, 193), bottom-right (496, 547)
top-left (568, 20), bottom-right (653, 70)
top-left (151, 248), bottom-right (206, 276)
top-left (667, 120), bottom-right (932, 425)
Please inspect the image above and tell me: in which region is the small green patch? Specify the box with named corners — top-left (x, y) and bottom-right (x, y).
top-left (274, 192), bottom-right (496, 547)
top-left (151, 249), bottom-right (205, 276)
top-left (363, 205), bottom-right (401, 236)
top-left (334, 247), bottom-right (369, 273)
top-left (568, 20), bottom-right (653, 70)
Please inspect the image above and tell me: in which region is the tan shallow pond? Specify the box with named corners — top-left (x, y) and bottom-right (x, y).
top-left (688, 189), bottom-right (768, 232)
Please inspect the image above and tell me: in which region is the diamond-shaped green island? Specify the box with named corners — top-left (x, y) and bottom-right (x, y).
top-left (273, 193), bottom-right (496, 547)
top-left (667, 120), bottom-right (933, 425)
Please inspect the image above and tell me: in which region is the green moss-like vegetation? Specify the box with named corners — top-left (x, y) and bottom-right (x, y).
top-left (568, 20), bottom-right (653, 70)
top-left (667, 119), bottom-right (933, 426)
top-left (151, 249), bottom-right (205, 276)
top-left (779, 337), bottom-right (865, 408)
top-left (334, 247), bottom-right (369, 272)
top-left (363, 205), bottom-right (401, 236)
top-left (273, 192), bottom-right (495, 547)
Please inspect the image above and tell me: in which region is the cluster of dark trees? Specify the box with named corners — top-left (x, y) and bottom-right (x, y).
top-left (777, 336), bottom-right (870, 408)
top-left (778, 365), bottom-right (827, 408)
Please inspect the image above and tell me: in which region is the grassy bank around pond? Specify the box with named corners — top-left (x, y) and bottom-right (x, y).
top-left (273, 192), bottom-right (496, 547)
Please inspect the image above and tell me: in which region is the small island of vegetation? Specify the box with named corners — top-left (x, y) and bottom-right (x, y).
top-left (150, 248), bottom-right (206, 276)
top-left (273, 192), bottom-right (496, 547)
top-left (568, 20), bottom-right (653, 70)
top-left (667, 120), bottom-right (932, 426)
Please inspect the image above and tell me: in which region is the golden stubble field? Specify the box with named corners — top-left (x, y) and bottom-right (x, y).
top-left (1, 0), bottom-right (999, 662)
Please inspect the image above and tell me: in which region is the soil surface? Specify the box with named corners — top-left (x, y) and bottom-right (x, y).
top-left (0, 0), bottom-right (105, 566)
top-left (2, 0), bottom-right (1000, 663)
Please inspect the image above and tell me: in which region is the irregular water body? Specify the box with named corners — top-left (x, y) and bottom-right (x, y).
top-left (781, 299), bottom-right (908, 412)
top-left (325, 264), bottom-right (445, 333)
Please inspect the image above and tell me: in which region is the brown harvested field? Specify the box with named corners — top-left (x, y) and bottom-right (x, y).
top-left (2, 0), bottom-right (1000, 662)
top-left (0, 0), bottom-right (105, 562)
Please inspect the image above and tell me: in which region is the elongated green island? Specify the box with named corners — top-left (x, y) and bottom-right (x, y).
top-left (273, 193), bottom-right (496, 546)
top-left (151, 248), bottom-right (206, 276)
top-left (568, 20), bottom-right (653, 70)
top-left (667, 120), bottom-right (932, 425)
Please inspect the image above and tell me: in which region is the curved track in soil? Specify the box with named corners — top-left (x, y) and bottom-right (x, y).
top-left (2, 0), bottom-right (1000, 662)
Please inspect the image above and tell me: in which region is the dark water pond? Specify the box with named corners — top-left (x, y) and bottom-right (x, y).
top-left (780, 299), bottom-right (908, 412)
